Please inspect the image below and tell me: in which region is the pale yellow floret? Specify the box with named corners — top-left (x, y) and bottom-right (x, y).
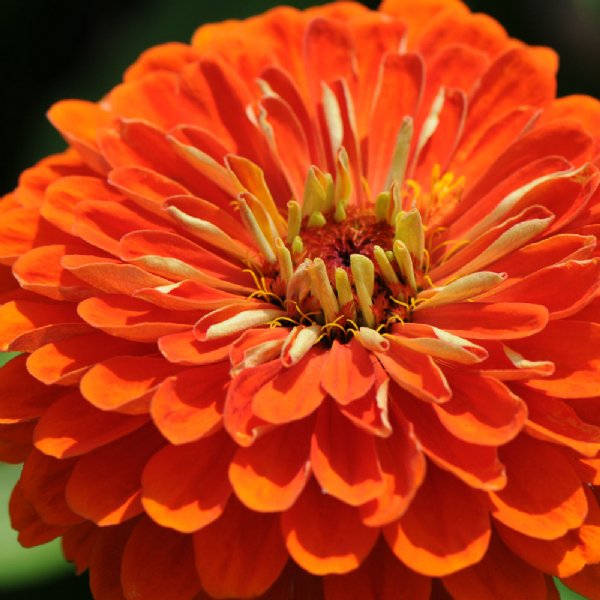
top-left (308, 258), bottom-right (340, 324)
top-left (394, 208), bottom-right (424, 268)
top-left (334, 268), bottom-right (356, 319)
top-left (375, 192), bottom-right (391, 223)
top-left (350, 254), bottom-right (375, 328)
top-left (373, 245), bottom-right (400, 287)
top-left (286, 200), bottom-right (302, 245)
top-left (275, 238), bottom-right (293, 285)
top-left (392, 239), bottom-right (417, 294)
top-left (307, 211), bottom-right (327, 228)
top-left (302, 167), bottom-right (327, 216)
top-left (291, 235), bottom-right (304, 254)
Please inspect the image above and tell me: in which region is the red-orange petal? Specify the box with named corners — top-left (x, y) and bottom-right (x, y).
top-left (19, 449), bottom-right (82, 526)
top-left (360, 407), bottom-right (426, 527)
top-left (397, 386), bottom-right (507, 491)
top-left (65, 424), bottom-right (164, 526)
top-left (489, 436), bottom-right (588, 540)
top-left (252, 349), bottom-right (328, 424)
top-left (433, 369), bottom-right (527, 446)
top-left (150, 362), bottom-right (229, 445)
top-left (321, 338), bottom-right (375, 405)
top-left (34, 391), bottom-right (148, 458)
top-left (311, 400), bottom-right (385, 506)
top-left (442, 532), bottom-right (548, 600)
top-left (324, 539), bottom-right (431, 600)
top-left (229, 417), bottom-right (313, 512)
top-left (193, 497), bottom-right (288, 598)
top-left (281, 477), bottom-right (378, 575)
top-left (121, 517), bottom-right (201, 600)
top-left (80, 356), bottom-right (181, 414)
top-left (142, 430), bottom-right (234, 533)
top-left (384, 464), bottom-right (491, 577)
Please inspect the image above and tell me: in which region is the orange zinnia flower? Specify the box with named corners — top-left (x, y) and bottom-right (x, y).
top-left (2, 0), bottom-right (600, 598)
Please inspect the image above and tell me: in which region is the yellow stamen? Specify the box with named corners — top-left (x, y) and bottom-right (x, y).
top-left (308, 258), bottom-right (340, 324)
top-left (350, 254), bottom-right (375, 328)
top-left (302, 167), bottom-right (327, 217)
top-left (373, 245), bottom-right (400, 287)
top-left (275, 238), bottom-right (293, 285)
top-left (291, 235), bottom-right (304, 255)
top-left (375, 192), bottom-right (391, 223)
top-left (393, 239), bottom-right (417, 294)
top-left (334, 267), bottom-right (356, 319)
top-left (286, 200), bottom-right (302, 245)
top-left (394, 208), bottom-right (424, 269)
top-left (307, 211), bottom-right (326, 228)
top-left (334, 148), bottom-right (351, 222)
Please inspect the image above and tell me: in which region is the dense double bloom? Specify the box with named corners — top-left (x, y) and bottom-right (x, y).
top-left (1, 0), bottom-right (600, 598)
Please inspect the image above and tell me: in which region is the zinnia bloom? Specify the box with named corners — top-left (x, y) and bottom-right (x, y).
top-left (2, 0), bottom-right (600, 597)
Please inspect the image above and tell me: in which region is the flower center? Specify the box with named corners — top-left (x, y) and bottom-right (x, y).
top-left (236, 156), bottom-right (469, 344)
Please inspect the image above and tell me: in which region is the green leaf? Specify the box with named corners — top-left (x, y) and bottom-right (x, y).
top-left (0, 464), bottom-right (73, 591)
top-left (556, 579), bottom-right (588, 600)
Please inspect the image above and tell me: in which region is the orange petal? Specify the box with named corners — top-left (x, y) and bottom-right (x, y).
top-left (66, 424), bottom-right (164, 526)
top-left (19, 449), bottom-right (82, 526)
top-left (150, 363), bottom-right (229, 445)
top-left (376, 342), bottom-right (451, 403)
top-left (460, 46), bottom-right (556, 155)
top-left (77, 295), bottom-right (193, 342)
top-left (321, 338), bottom-right (374, 405)
top-left (34, 391), bottom-right (148, 458)
top-left (324, 539), bottom-right (431, 600)
top-left (73, 198), bottom-right (167, 256)
top-left (121, 517), bottom-right (201, 600)
top-left (26, 331), bottom-right (150, 386)
top-left (485, 258), bottom-right (600, 320)
top-left (0, 354), bottom-right (58, 423)
top-left (12, 244), bottom-right (93, 301)
top-left (367, 52), bottom-right (424, 194)
top-left (47, 99), bottom-right (111, 174)
top-left (518, 385), bottom-right (600, 457)
top-left (61, 254), bottom-right (170, 296)
top-left (41, 174), bottom-right (124, 234)
top-left (0, 299), bottom-right (89, 352)
top-left (442, 532), bottom-right (548, 600)
top-left (311, 401), bottom-right (385, 506)
top-left (224, 360), bottom-right (282, 447)
top-left (229, 417), bottom-right (313, 512)
top-left (252, 349), bottom-right (328, 424)
top-left (489, 436), bottom-right (588, 540)
top-left (193, 497), bottom-right (288, 598)
top-left (158, 330), bottom-right (233, 366)
top-left (513, 320), bottom-right (600, 398)
top-left (433, 370), bottom-right (527, 446)
top-left (281, 477), bottom-right (378, 575)
top-left (9, 481), bottom-right (67, 548)
top-left (62, 521), bottom-right (98, 575)
top-left (384, 464), bottom-right (491, 576)
top-left (0, 421), bottom-right (35, 464)
top-left (415, 301), bottom-right (549, 340)
top-left (303, 17), bottom-right (356, 106)
top-left (495, 521), bottom-right (586, 578)
top-left (142, 430), bottom-right (234, 533)
top-left (80, 356), bottom-right (181, 414)
top-left (360, 407), bottom-right (426, 527)
top-left (397, 386), bottom-right (507, 491)
top-left (540, 94), bottom-right (600, 141)
top-left (89, 520), bottom-right (135, 600)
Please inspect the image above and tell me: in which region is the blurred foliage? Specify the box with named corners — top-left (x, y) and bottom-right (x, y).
top-left (1, 0), bottom-right (599, 597)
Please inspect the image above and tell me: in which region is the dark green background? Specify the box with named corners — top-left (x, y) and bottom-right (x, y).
top-left (0, 0), bottom-right (598, 598)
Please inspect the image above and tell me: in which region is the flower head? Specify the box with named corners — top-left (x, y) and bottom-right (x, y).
top-left (2, 0), bottom-right (600, 598)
